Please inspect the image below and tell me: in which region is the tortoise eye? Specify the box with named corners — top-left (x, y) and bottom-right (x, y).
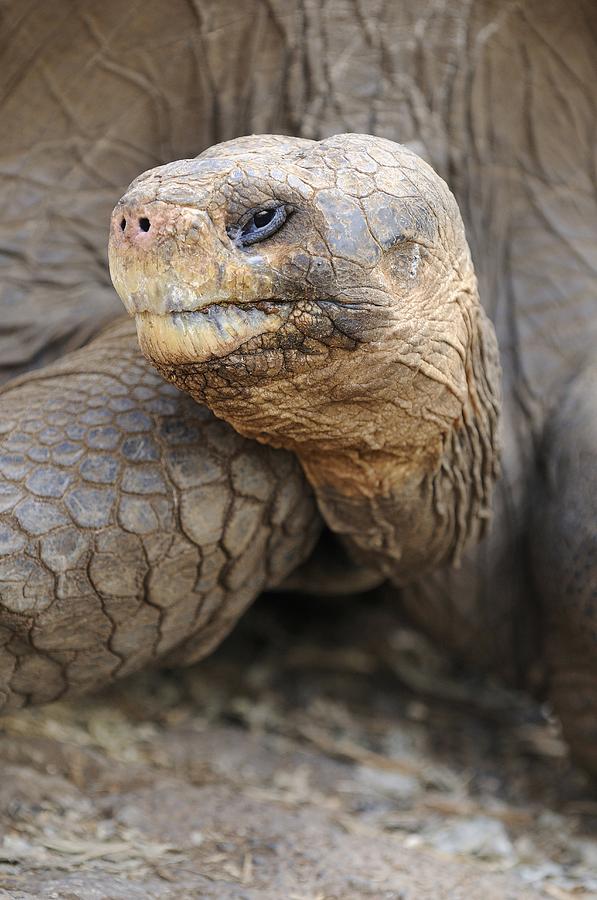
top-left (253, 208), bottom-right (276, 229)
top-left (228, 205), bottom-right (288, 247)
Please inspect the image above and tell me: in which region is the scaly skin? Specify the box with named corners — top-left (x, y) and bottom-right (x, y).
top-left (108, 132), bottom-right (597, 776)
top-left (0, 318), bottom-right (320, 706)
top-left (109, 134), bottom-right (501, 587)
top-left (0, 0), bottom-right (595, 775)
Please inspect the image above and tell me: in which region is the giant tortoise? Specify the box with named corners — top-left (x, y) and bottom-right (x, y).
top-left (0, 0), bottom-right (595, 775)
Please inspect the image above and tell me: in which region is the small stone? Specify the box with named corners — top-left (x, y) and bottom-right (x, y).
top-left (424, 816), bottom-right (515, 861)
top-left (356, 765), bottom-right (420, 801)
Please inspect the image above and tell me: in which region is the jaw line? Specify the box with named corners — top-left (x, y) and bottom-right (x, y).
top-left (134, 301), bottom-right (291, 365)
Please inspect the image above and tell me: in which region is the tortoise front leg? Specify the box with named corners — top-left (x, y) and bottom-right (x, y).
top-left (532, 362), bottom-right (597, 774)
top-left (0, 319), bottom-right (320, 708)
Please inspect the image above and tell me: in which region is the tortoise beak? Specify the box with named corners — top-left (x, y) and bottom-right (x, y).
top-left (108, 200), bottom-right (274, 317)
top-left (108, 197), bottom-right (289, 366)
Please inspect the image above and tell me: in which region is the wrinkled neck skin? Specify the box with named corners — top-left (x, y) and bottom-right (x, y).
top-left (305, 384), bottom-right (499, 584)
top-left (162, 300), bottom-right (501, 586)
top-left (299, 308), bottom-right (498, 584)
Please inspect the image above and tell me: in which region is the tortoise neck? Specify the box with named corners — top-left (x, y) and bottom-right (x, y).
top-left (296, 308), bottom-right (501, 584)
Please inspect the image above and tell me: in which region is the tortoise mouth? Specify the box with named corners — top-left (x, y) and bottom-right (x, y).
top-left (135, 301), bottom-right (292, 366)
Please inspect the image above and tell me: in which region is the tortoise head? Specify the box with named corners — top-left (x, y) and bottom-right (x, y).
top-left (109, 133), bottom-right (497, 490)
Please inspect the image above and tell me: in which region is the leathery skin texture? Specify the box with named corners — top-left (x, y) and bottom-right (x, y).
top-left (0, 0), bottom-right (595, 778)
top-left (107, 131), bottom-right (597, 775)
top-left (110, 133), bottom-right (501, 597)
top-left (0, 319), bottom-right (320, 707)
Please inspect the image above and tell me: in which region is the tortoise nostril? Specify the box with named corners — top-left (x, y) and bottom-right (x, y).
top-left (139, 217), bottom-right (151, 233)
top-left (120, 218), bottom-right (126, 231)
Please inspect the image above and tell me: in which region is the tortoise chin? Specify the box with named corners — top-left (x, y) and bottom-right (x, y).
top-left (135, 295), bottom-right (365, 383)
top-left (135, 303), bottom-right (292, 366)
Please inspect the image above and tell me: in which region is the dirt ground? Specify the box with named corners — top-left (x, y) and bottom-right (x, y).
top-left (0, 590), bottom-right (596, 900)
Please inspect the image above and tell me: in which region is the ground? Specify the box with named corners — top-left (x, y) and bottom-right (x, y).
top-left (0, 591), bottom-right (596, 899)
